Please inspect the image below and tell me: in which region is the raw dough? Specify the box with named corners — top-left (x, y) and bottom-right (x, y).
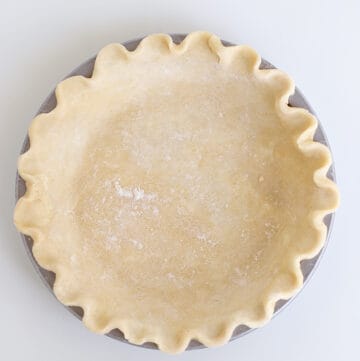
top-left (14, 32), bottom-right (339, 353)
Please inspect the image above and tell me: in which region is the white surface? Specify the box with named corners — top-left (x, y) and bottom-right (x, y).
top-left (0, 1), bottom-right (358, 360)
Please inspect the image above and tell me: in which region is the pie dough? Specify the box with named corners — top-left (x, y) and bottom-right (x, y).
top-left (14, 32), bottom-right (339, 353)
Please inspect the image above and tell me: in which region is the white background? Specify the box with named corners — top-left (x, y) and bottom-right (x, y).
top-left (0, 1), bottom-right (358, 360)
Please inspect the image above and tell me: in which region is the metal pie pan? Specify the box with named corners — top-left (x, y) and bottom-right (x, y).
top-left (15, 34), bottom-right (336, 351)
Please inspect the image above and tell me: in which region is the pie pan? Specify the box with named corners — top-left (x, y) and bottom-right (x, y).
top-left (15, 34), bottom-right (336, 350)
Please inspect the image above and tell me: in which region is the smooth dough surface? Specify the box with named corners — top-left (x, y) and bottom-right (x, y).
top-left (14, 32), bottom-right (339, 353)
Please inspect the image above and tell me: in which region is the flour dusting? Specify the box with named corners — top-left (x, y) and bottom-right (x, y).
top-left (232, 267), bottom-right (248, 287)
top-left (114, 180), bottom-right (157, 201)
top-left (114, 180), bottom-right (133, 198)
top-left (196, 233), bottom-right (218, 246)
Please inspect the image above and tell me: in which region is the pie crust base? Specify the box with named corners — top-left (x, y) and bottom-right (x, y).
top-left (14, 32), bottom-right (339, 353)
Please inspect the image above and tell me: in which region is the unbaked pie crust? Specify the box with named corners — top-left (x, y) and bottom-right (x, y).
top-left (14, 32), bottom-right (339, 353)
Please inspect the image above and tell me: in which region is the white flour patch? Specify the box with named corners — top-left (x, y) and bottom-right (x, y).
top-left (128, 239), bottom-right (144, 250)
top-left (113, 181), bottom-right (157, 203)
top-left (173, 132), bottom-right (188, 141)
top-left (133, 187), bottom-right (145, 200)
top-left (264, 221), bottom-right (280, 239)
top-left (166, 272), bottom-right (193, 288)
top-left (105, 235), bottom-right (119, 251)
top-left (196, 233), bottom-right (218, 246)
top-left (167, 272), bottom-right (175, 280)
top-left (114, 181), bottom-right (133, 198)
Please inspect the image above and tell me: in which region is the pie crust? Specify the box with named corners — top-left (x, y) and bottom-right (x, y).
top-left (14, 32), bottom-right (339, 353)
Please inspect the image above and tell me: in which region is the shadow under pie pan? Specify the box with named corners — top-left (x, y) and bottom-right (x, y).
top-left (15, 34), bottom-right (336, 351)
